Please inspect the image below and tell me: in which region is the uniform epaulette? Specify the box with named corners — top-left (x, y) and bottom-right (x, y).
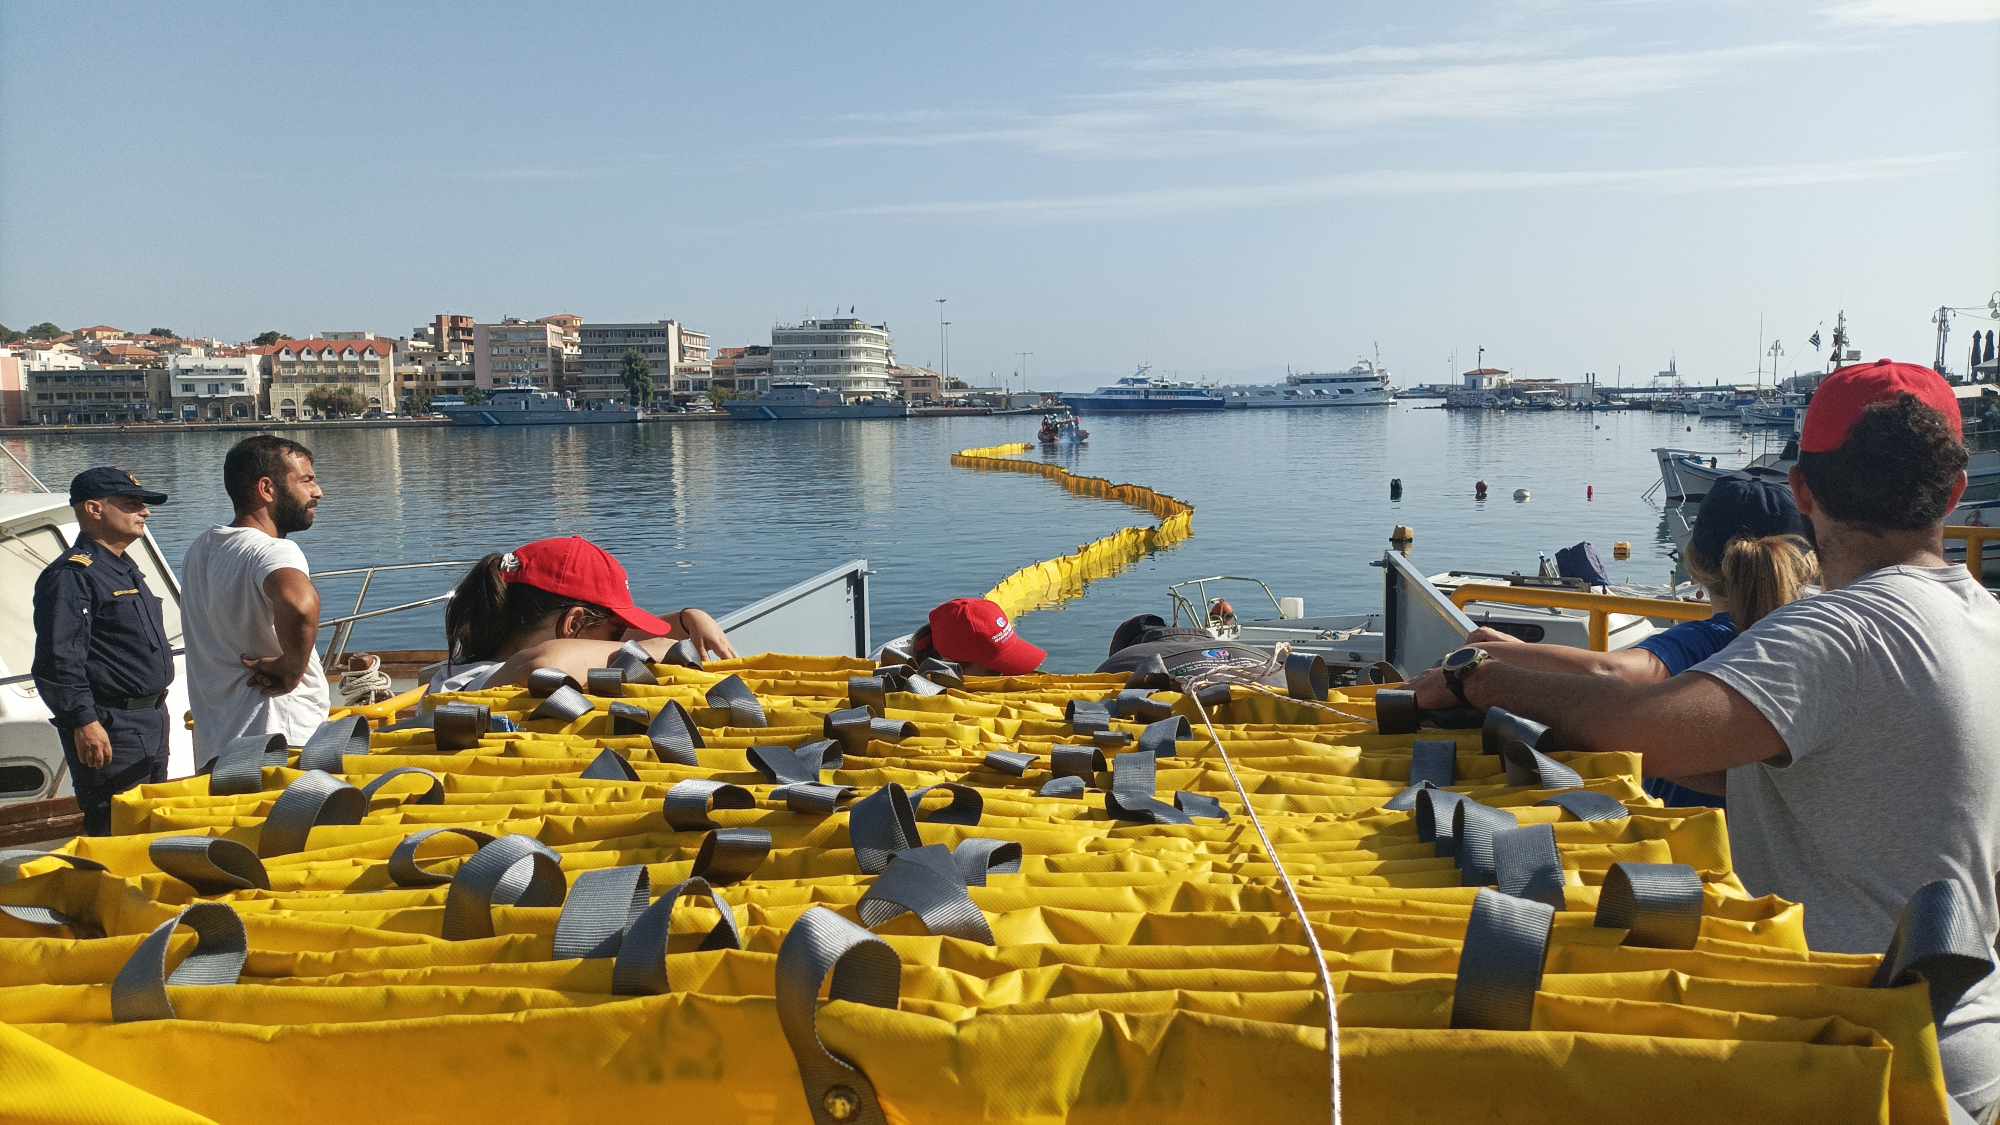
top-left (66, 553), bottom-right (92, 567)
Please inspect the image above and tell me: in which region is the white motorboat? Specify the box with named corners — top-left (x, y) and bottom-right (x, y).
top-left (1220, 360), bottom-right (1394, 409)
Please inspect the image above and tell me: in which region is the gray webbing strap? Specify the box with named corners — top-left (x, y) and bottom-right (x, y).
top-left (749, 739), bottom-right (841, 786)
top-left (1174, 791), bottom-right (1228, 820)
top-left (847, 675), bottom-right (889, 711)
top-left (1535, 790), bottom-right (1630, 821)
top-left (258, 770), bottom-right (366, 857)
top-left (1112, 689), bottom-right (1176, 722)
top-left (693, 827), bottom-right (771, 885)
top-left (1091, 730), bottom-right (1132, 750)
top-left (608, 641), bottom-right (662, 683)
top-left (1384, 779), bottom-right (1436, 812)
top-left (1050, 746), bottom-right (1105, 783)
top-left (531, 683), bottom-right (595, 723)
top-left (613, 876), bottom-right (742, 995)
top-left (1452, 799), bottom-right (1518, 885)
top-left (433, 702), bottom-right (490, 752)
top-left (1499, 742), bottom-right (1586, 789)
top-left (553, 865), bottom-right (651, 959)
top-left (1411, 740), bottom-right (1458, 787)
top-left (1191, 682), bottom-right (1231, 710)
top-left (1450, 888), bottom-right (1554, 1031)
top-left (825, 707), bottom-right (916, 751)
top-left (1482, 707), bottom-right (1554, 756)
top-left (908, 783), bottom-right (982, 826)
top-left (388, 827), bottom-right (497, 888)
top-left (586, 667), bottom-right (628, 697)
top-left (1374, 688), bottom-right (1421, 735)
top-left (649, 700), bottom-right (704, 765)
top-left (1065, 699), bottom-right (1113, 733)
top-left (1414, 787), bottom-right (1470, 852)
top-left (296, 715), bottom-right (369, 773)
top-left (663, 779), bottom-right (754, 831)
top-left (775, 783), bottom-right (857, 814)
top-left (982, 750), bottom-right (1032, 776)
top-left (913, 658), bottom-right (964, 689)
top-left (1492, 824), bottom-right (1567, 909)
top-left (1285, 652), bottom-right (1329, 701)
top-left (581, 748), bottom-right (641, 781)
top-left (850, 783), bottom-right (922, 874)
top-left (951, 839), bottom-right (1023, 886)
top-left (526, 667), bottom-right (582, 697)
top-left (440, 834), bottom-right (566, 940)
top-left (1104, 751), bottom-right (1192, 825)
top-left (777, 907), bottom-right (898, 1125)
top-left (0, 851), bottom-right (107, 930)
top-left (1138, 716), bottom-right (1189, 757)
top-left (706, 674), bottom-right (767, 727)
top-left (208, 732), bottom-right (286, 795)
top-left (1125, 653), bottom-right (1176, 691)
top-left (900, 671), bottom-right (947, 699)
top-left (1872, 878), bottom-right (1997, 1025)
top-left (607, 701), bottom-right (651, 735)
top-left (359, 767), bottom-right (445, 805)
top-left (110, 902), bottom-right (247, 1023)
top-left (1037, 776), bottom-right (1085, 797)
top-left (856, 844), bottom-right (994, 944)
top-left (1595, 862), bottom-right (1704, 949)
top-left (150, 836), bottom-right (270, 895)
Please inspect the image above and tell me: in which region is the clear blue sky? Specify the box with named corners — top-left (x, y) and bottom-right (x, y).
top-left (3, 0), bottom-right (1995, 387)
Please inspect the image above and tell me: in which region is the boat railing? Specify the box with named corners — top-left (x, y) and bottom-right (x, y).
top-left (1448, 584), bottom-right (1715, 650)
top-left (1167, 575), bottom-right (1285, 630)
top-left (315, 560), bottom-right (473, 669)
top-left (1944, 523), bottom-right (1997, 581)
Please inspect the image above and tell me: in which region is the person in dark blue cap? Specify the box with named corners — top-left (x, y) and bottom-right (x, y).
top-left (31, 467), bottom-right (175, 834)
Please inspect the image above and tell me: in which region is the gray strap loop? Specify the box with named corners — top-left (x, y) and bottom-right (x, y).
top-left (0, 851), bottom-right (107, 931)
top-left (531, 683), bottom-right (595, 723)
top-left (607, 701), bottom-right (651, 735)
top-left (1535, 790), bottom-right (1630, 821)
top-left (553, 865), bottom-right (651, 959)
top-left (441, 834), bottom-right (566, 940)
top-left (913, 658), bottom-right (964, 689)
top-left (433, 702), bottom-right (491, 753)
top-left (749, 739), bottom-right (842, 786)
top-left (857, 844), bottom-right (994, 944)
top-left (586, 667), bottom-right (628, 697)
top-left (951, 839), bottom-right (1023, 886)
top-left (1191, 682), bottom-right (1232, 710)
top-left (1091, 730), bottom-right (1132, 750)
top-left (693, 827), bottom-right (772, 885)
top-left (775, 783), bottom-right (857, 814)
top-left (1050, 745), bottom-right (1105, 782)
top-left (110, 903), bottom-right (247, 1023)
top-left (1038, 776), bottom-right (1085, 798)
top-left (581, 748), bottom-right (641, 781)
top-left (1374, 688), bottom-right (1420, 735)
top-left (1384, 779), bottom-right (1436, 812)
top-left (1452, 799), bottom-right (1518, 885)
top-left (893, 670), bottom-right (946, 699)
top-left (1492, 824), bottom-right (1567, 909)
top-left (847, 676), bottom-right (889, 711)
top-left (1104, 750), bottom-right (1192, 825)
top-left (1112, 689), bottom-right (1176, 722)
top-left (826, 710), bottom-right (917, 751)
top-left (258, 770), bottom-right (366, 857)
top-left (982, 750), bottom-right (1033, 776)
top-left (850, 783), bottom-right (923, 874)
top-left (648, 700), bottom-right (704, 765)
top-left (1174, 791), bottom-right (1228, 820)
top-left (659, 637), bottom-right (702, 671)
top-left (908, 783), bottom-right (982, 826)
top-left (613, 876), bottom-right (742, 995)
top-left (1414, 787), bottom-right (1470, 851)
top-left (526, 667), bottom-right (582, 697)
top-left (207, 732), bottom-right (286, 795)
top-left (663, 779), bottom-right (754, 831)
top-left (150, 836), bottom-right (270, 895)
top-left (777, 907), bottom-right (898, 1125)
top-left (1595, 862), bottom-right (1704, 949)
top-left (611, 638), bottom-right (667, 679)
top-left (1411, 739), bottom-right (1458, 787)
top-left (1499, 743), bottom-right (1586, 789)
top-left (1285, 652), bottom-right (1329, 701)
top-left (1450, 888), bottom-right (1554, 1030)
top-left (1065, 699), bottom-right (1113, 733)
top-left (1138, 716), bottom-right (1189, 757)
top-left (1125, 653), bottom-right (1176, 690)
top-left (296, 715), bottom-right (369, 773)
top-left (1482, 707), bottom-right (1554, 756)
top-left (1872, 878), bottom-right (1996, 1025)
top-left (706, 674), bottom-right (767, 727)
top-left (359, 767), bottom-right (445, 805)
top-left (389, 827), bottom-right (498, 887)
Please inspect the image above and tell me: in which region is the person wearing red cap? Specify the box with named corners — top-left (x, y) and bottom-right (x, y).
top-left (434, 536), bottom-right (734, 691)
top-left (909, 597), bottom-right (1047, 676)
top-left (1414, 360), bottom-right (1998, 1116)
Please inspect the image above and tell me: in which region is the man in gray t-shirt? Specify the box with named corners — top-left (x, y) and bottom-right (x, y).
top-left (1416, 360), bottom-right (1999, 1116)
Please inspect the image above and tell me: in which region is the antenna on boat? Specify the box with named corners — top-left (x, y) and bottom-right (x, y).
top-left (0, 444), bottom-right (51, 493)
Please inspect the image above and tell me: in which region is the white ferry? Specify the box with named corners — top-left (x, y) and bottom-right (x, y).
top-left (1059, 366), bottom-right (1227, 414)
top-left (1221, 359), bottom-right (1394, 409)
top-left (436, 382), bottom-right (639, 427)
top-left (722, 381), bottom-right (910, 421)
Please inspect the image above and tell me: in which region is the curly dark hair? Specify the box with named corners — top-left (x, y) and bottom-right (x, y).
top-left (1796, 393), bottom-right (1967, 530)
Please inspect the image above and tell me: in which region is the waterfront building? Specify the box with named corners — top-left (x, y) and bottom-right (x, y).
top-left (677, 326), bottom-right (711, 398)
top-left (770, 316), bottom-right (896, 400)
top-left (397, 351), bottom-right (476, 411)
top-left (18, 343), bottom-right (88, 371)
top-left (0, 352), bottom-right (25, 425)
top-left (890, 365), bottom-right (944, 403)
top-left (1445, 367), bottom-right (1511, 409)
top-left (577, 320), bottom-right (709, 404)
top-left (26, 366), bottom-right (161, 424)
top-left (428, 313), bottom-right (476, 353)
top-left (165, 354), bottom-right (261, 420)
top-left (267, 338), bottom-right (397, 418)
top-left (713, 345), bottom-right (775, 398)
top-left (473, 319), bottom-right (566, 391)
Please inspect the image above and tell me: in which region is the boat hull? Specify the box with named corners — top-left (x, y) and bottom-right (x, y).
top-left (1059, 396), bottom-right (1226, 414)
top-left (722, 402), bottom-right (910, 420)
top-left (1223, 394), bottom-right (1393, 409)
top-left (440, 407), bottom-right (638, 426)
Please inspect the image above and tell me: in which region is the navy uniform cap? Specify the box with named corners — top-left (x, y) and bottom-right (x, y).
top-left (69, 466), bottom-right (169, 506)
top-left (1689, 473), bottom-right (1803, 565)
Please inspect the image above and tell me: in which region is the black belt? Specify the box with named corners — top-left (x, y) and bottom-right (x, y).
top-left (100, 692), bottom-right (165, 711)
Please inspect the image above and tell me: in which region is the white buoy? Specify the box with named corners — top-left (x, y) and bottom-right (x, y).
top-left (1513, 488), bottom-right (1531, 503)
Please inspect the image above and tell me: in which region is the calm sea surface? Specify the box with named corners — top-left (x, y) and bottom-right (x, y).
top-left (0, 406), bottom-right (1752, 669)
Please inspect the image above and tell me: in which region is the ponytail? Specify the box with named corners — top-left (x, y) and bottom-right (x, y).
top-left (445, 552), bottom-right (612, 662)
top-left (1715, 534), bottom-right (1818, 628)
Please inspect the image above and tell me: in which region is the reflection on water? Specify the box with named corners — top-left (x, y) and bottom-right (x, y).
top-left (2, 407), bottom-right (1719, 668)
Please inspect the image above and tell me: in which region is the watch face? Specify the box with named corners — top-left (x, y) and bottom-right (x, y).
top-left (1445, 647), bottom-right (1479, 671)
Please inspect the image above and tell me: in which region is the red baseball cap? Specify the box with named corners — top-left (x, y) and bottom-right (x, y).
top-left (928, 598), bottom-right (1046, 675)
top-left (1799, 359), bottom-right (1962, 454)
top-left (505, 536), bottom-right (671, 636)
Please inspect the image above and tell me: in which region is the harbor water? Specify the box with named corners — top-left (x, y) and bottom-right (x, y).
top-left (0, 406), bottom-right (1746, 669)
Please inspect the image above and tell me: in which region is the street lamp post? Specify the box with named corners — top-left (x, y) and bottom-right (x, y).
top-left (1017, 351), bottom-right (1033, 397)
top-left (935, 298), bottom-right (947, 380)
top-left (1767, 339), bottom-right (1784, 389)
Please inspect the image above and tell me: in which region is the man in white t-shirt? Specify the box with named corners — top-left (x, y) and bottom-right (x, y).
top-left (182, 435), bottom-right (329, 763)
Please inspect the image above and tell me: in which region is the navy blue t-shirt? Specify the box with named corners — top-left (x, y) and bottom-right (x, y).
top-left (1633, 613), bottom-right (1737, 808)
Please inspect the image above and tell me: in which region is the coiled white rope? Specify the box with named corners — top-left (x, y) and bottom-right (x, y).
top-left (336, 653), bottom-right (394, 706)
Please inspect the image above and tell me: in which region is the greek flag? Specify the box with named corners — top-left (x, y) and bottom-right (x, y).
top-left (1808, 329), bottom-right (1822, 349)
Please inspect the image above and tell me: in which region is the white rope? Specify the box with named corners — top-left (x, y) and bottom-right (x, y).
top-left (1178, 663), bottom-right (1344, 1125)
top-left (336, 653), bottom-right (394, 705)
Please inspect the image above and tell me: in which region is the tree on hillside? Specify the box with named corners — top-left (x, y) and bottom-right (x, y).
top-left (620, 348), bottom-right (654, 408)
top-left (26, 322), bottom-right (63, 340)
top-left (251, 330), bottom-right (285, 347)
top-left (148, 327), bottom-right (179, 339)
top-left (0, 324), bottom-right (22, 344)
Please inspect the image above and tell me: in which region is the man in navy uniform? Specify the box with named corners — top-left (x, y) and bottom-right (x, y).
top-left (32, 467), bottom-right (174, 834)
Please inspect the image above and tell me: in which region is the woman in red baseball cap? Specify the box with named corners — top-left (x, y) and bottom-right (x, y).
top-left (434, 536), bottom-right (734, 691)
top-left (901, 597), bottom-right (1048, 676)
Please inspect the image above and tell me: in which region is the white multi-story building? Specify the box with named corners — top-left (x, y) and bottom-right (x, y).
top-left (473, 319), bottom-right (569, 391)
top-left (166, 355), bottom-right (262, 420)
top-left (770, 316), bottom-right (896, 400)
top-left (578, 320), bottom-right (711, 404)
top-left (18, 343), bottom-right (89, 371)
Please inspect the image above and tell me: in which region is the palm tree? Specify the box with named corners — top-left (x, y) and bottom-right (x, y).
top-left (620, 349), bottom-right (654, 409)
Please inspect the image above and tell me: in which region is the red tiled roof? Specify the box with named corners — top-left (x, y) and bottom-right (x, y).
top-left (97, 344), bottom-right (160, 360)
top-left (272, 339), bottom-right (395, 359)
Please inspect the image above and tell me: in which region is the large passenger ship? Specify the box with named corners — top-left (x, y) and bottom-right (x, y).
top-left (1059, 366), bottom-right (1227, 413)
top-left (1221, 359), bottom-right (1394, 409)
top-left (722, 381), bottom-right (910, 420)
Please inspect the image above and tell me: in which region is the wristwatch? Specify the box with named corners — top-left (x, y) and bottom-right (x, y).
top-left (1441, 646), bottom-right (1490, 707)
